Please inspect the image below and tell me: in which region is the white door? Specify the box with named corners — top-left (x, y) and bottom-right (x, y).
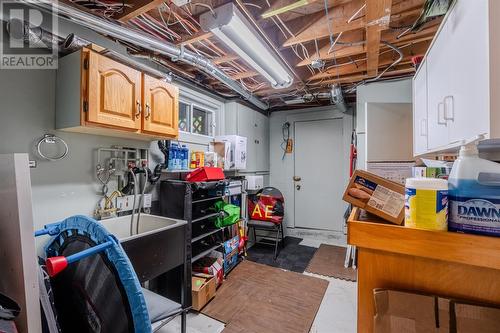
top-left (294, 119), bottom-right (344, 231)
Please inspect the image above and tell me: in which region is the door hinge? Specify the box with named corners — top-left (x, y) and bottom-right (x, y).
top-left (83, 58), bottom-right (89, 70)
top-left (83, 101), bottom-right (88, 113)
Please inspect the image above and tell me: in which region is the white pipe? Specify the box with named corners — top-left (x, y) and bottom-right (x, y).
top-left (24, 1), bottom-right (268, 110)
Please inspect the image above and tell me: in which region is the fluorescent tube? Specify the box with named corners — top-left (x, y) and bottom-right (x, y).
top-left (200, 3), bottom-right (293, 89)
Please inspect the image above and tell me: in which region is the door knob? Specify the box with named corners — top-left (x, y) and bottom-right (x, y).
top-left (293, 176), bottom-right (301, 181)
top-left (296, 184), bottom-right (301, 190)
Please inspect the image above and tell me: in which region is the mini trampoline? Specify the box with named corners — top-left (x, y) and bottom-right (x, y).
top-left (36, 215), bottom-right (185, 333)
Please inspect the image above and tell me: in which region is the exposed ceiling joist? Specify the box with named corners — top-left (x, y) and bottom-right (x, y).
top-left (321, 65), bottom-right (415, 85)
top-left (365, 0), bottom-right (393, 76)
top-left (212, 54), bottom-right (240, 65)
top-left (309, 39), bottom-right (429, 80)
top-left (177, 31), bottom-right (213, 45)
top-left (117, 0), bottom-right (165, 22)
top-left (231, 71), bottom-right (260, 80)
top-left (296, 29), bottom-right (364, 67)
top-left (283, 0), bottom-right (366, 47)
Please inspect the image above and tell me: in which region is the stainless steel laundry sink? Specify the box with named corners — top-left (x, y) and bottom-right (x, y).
top-left (100, 214), bottom-right (187, 282)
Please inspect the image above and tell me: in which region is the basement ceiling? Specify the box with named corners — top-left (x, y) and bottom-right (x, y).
top-left (66, 0), bottom-right (443, 110)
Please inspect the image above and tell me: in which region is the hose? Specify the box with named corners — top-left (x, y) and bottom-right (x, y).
top-left (129, 170), bottom-right (138, 236)
top-left (136, 167), bottom-right (148, 235)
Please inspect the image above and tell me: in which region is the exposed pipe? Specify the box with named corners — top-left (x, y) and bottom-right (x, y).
top-left (23, 1), bottom-right (268, 110)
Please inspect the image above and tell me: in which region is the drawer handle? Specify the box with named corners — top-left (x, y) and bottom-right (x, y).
top-left (420, 118), bottom-right (427, 136)
top-left (145, 104), bottom-right (151, 120)
top-left (135, 100), bottom-right (142, 118)
top-left (437, 102), bottom-right (446, 125)
top-left (444, 95), bottom-right (454, 121)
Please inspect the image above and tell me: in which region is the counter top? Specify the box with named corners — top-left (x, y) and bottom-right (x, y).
top-left (348, 207), bottom-right (500, 270)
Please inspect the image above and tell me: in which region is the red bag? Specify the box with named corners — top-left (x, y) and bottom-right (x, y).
top-left (248, 187), bottom-right (284, 224)
top-left (186, 167), bottom-right (224, 182)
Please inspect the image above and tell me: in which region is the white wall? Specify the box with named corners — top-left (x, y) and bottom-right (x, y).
top-left (269, 106), bottom-right (353, 231)
top-left (356, 79), bottom-right (413, 168)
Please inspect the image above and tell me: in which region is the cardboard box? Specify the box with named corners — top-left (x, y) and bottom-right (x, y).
top-left (215, 135), bottom-right (247, 170)
top-left (209, 141), bottom-right (231, 170)
top-left (191, 273), bottom-right (216, 311)
top-left (411, 166), bottom-right (451, 179)
top-left (343, 170), bottom-right (405, 225)
top-left (192, 251), bottom-right (224, 287)
top-left (374, 289), bottom-right (500, 333)
top-left (366, 162), bottom-right (415, 185)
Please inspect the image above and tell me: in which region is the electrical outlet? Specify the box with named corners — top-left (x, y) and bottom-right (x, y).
top-left (116, 194), bottom-right (152, 212)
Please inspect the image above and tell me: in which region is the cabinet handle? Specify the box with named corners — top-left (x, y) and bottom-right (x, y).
top-left (444, 95), bottom-right (454, 121)
top-left (437, 102), bottom-right (446, 125)
top-left (145, 104), bottom-right (151, 120)
top-left (420, 119), bottom-right (427, 136)
top-left (135, 100), bottom-right (142, 119)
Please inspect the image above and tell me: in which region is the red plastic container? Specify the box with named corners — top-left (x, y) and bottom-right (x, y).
top-left (186, 167), bottom-right (225, 182)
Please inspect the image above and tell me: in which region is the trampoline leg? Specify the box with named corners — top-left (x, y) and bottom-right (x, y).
top-left (181, 311), bottom-right (186, 333)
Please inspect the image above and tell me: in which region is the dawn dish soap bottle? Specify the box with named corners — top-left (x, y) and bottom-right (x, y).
top-left (448, 135), bottom-right (500, 236)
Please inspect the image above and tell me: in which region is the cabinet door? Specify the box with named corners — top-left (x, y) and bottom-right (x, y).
top-left (426, 23), bottom-right (450, 150)
top-left (237, 105), bottom-right (257, 171)
top-left (143, 75), bottom-right (179, 137)
top-left (447, 0), bottom-right (489, 143)
top-left (86, 51), bottom-right (142, 130)
top-left (413, 61), bottom-right (428, 156)
top-left (254, 111), bottom-right (269, 171)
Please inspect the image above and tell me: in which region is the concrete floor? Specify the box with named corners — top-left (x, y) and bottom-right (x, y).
top-left (159, 237), bottom-right (358, 333)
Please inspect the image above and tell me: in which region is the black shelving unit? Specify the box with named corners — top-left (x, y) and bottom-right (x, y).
top-left (160, 178), bottom-right (246, 299)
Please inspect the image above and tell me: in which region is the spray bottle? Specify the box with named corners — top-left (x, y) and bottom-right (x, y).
top-left (448, 135), bottom-right (500, 236)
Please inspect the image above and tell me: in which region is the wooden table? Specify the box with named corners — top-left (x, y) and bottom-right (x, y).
top-left (348, 207), bottom-right (500, 333)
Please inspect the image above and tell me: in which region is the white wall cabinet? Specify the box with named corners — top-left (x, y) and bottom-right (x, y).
top-left (225, 101), bottom-right (270, 172)
top-left (413, 0), bottom-right (500, 156)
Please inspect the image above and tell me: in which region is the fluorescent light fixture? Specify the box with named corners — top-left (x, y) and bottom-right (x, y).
top-left (200, 3), bottom-right (293, 89)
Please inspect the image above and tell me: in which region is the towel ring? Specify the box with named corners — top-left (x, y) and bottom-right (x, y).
top-left (36, 134), bottom-right (69, 161)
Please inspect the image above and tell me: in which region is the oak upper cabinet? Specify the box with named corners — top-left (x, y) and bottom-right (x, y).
top-left (56, 48), bottom-right (179, 140)
top-left (86, 50), bottom-right (142, 131)
top-left (412, 0), bottom-right (500, 156)
top-left (142, 74), bottom-right (179, 137)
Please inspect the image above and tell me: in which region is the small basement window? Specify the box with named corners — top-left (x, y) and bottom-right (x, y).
top-left (179, 101), bottom-right (215, 137)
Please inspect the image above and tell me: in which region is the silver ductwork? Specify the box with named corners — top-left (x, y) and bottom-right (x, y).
top-left (22, 1), bottom-right (268, 110)
top-left (330, 84), bottom-right (347, 113)
top-left (6, 18), bottom-right (89, 55)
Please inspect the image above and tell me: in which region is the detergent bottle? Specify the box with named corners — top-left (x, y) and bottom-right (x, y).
top-left (168, 143), bottom-right (178, 170)
top-left (181, 145), bottom-right (189, 170)
top-left (448, 135), bottom-right (500, 236)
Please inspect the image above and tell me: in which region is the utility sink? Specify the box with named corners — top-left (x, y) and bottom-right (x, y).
top-left (100, 214), bottom-right (187, 282)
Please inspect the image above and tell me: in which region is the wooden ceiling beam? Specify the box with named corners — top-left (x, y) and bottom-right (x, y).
top-left (283, 0), bottom-right (366, 47)
top-left (211, 54), bottom-right (239, 65)
top-left (116, 0), bottom-right (165, 22)
top-left (231, 71), bottom-right (259, 80)
top-left (176, 31), bottom-right (213, 46)
top-left (320, 65), bottom-right (415, 85)
top-left (309, 39), bottom-right (429, 80)
top-left (365, 0), bottom-right (393, 76)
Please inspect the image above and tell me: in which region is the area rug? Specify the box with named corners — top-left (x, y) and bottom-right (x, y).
top-left (201, 260), bottom-right (328, 333)
top-left (246, 236), bottom-right (317, 273)
top-left (305, 244), bottom-right (357, 282)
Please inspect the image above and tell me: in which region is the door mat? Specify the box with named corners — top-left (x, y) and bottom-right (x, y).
top-left (246, 236), bottom-right (317, 273)
top-left (306, 244), bottom-right (357, 282)
top-left (201, 260), bottom-right (328, 333)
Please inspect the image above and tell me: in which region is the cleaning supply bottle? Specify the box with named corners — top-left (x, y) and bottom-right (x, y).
top-left (448, 135), bottom-right (500, 236)
top-left (167, 143), bottom-right (176, 170)
top-left (181, 145), bottom-right (189, 170)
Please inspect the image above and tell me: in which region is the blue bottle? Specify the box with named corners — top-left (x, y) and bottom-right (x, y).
top-left (181, 145), bottom-right (189, 170)
top-left (168, 143), bottom-right (177, 170)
